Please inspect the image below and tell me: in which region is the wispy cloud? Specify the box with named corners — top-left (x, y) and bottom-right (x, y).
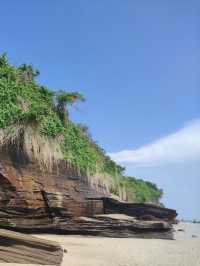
top-left (109, 119), bottom-right (200, 167)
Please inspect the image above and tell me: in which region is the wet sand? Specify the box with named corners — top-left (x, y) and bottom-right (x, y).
top-left (0, 222), bottom-right (199, 266)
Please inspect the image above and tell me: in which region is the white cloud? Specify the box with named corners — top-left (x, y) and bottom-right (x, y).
top-left (109, 119), bottom-right (200, 167)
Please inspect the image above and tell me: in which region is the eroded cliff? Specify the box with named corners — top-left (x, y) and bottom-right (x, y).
top-left (0, 125), bottom-right (110, 227)
top-left (0, 54), bottom-right (176, 238)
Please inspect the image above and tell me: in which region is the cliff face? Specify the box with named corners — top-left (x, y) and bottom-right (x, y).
top-left (0, 55), bottom-right (171, 235)
top-left (0, 125), bottom-right (164, 230)
top-left (0, 157), bottom-right (105, 217)
top-left (0, 151), bottom-right (177, 236)
top-left (0, 140), bottom-right (110, 225)
top-left (0, 150), bottom-right (178, 239)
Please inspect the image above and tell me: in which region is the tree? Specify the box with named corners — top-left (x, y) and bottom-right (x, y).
top-left (0, 53), bottom-right (17, 81)
top-left (55, 91), bottom-right (85, 126)
top-left (17, 64), bottom-right (40, 83)
top-left (0, 53), bottom-right (9, 67)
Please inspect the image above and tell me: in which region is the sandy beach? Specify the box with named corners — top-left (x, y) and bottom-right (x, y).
top-left (0, 222), bottom-right (199, 266)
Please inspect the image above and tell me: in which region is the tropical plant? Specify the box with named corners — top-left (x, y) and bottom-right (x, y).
top-left (55, 91), bottom-right (85, 126)
top-left (17, 64), bottom-right (40, 83)
top-left (0, 53), bottom-right (9, 67)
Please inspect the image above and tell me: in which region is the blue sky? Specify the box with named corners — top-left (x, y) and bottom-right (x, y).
top-left (0, 1), bottom-right (199, 219)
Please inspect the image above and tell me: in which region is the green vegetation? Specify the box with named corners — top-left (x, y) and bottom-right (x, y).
top-left (107, 175), bottom-right (163, 203)
top-left (56, 91), bottom-right (85, 127)
top-left (0, 53), bottom-right (163, 203)
top-left (123, 177), bottom-right (163, 203)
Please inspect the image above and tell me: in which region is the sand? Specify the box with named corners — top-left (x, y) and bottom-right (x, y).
top-left (0, 222), bottom-right (199, 266)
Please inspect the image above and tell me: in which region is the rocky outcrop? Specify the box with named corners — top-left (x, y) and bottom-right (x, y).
top-left (55, 214), bottom-right (174, 239)
top-left (102, 197), bottom-right (177, 222)
top-left (0, 135), bottom-right (177, 239)
top-left (0, 148), bottom-right (107, 224)
top-left (0, 229), bottom-right (63, 265)
top-left (0, 56), bottom-right (177, 241)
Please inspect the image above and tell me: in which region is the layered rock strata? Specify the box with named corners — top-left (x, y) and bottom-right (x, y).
top-left (0, 141), bottom-right (177, 239)
top-left (0, 229), bottom-right (63, 265)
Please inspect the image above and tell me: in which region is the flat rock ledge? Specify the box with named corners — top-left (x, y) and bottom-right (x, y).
top-left (0, 213), bottom-right (174, 240)
top-left (58, 214), bottom-right (174, 239)
top-left (0, 198), bottom-right (176, 240)
top-left (0, 229), bottom-right (63, 265)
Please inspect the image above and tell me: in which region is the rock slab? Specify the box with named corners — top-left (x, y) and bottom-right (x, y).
top-left (0, 229), bottom-right (63, 265)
